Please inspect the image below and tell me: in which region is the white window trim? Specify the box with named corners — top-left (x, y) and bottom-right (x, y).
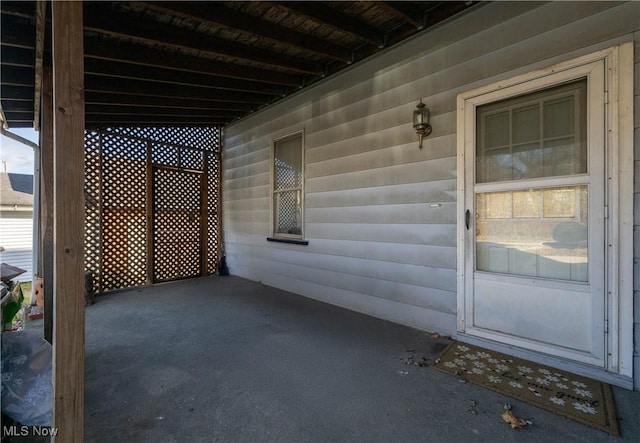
top-left (270, 129), bottom-right (305, 240)
top-left (456, 42), bottom-right (634, 382)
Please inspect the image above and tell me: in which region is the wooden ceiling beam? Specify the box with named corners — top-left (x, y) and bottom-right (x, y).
top-left (0, 18), bottom-right (305, 87)
top-left (423, 2), bottom-right (475, 29)
top-left (84, 77), bottom-right (276, 105)
top-left (85, 92), bottom-right (253, 112)
top-left (0, 1), bottom-right (35, 17)
top-left (84, 36), bottom-right (301, 87)
top-left (1, 45), bottom-right (35, 67)
top-left (85, 115), bottom-right (228, 126)
top-left (84, 5), bottom-right (323, 75)
top-left (1, 85), bottom-right (34, 100)
top-left (85, 104), bottom-right (244, 119)
top-left (272, 2), bottom-right (385, 48)
top-left (84, 58), bottom-right (288, 96)
top-left (378, 2), bottom-right (426, 30)
top-left (0, 100), bottom-right (33, 112)
top-left (1, 13), bottom-right (35, 48)
top-left (139, 1), bottom-right (352, 63)
top-left (1, 66), bottom-right (35, 86)
top-left (3, 110), bottom-right (34, 121)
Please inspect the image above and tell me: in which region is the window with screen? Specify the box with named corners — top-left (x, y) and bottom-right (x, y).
top-left (272, 132), bottom-right (304, 239)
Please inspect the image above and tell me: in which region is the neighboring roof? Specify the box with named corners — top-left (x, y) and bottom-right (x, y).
top-left (0, 1), bottom-right (477, 129)
top-left (0, 172), bottom-right (33, 208)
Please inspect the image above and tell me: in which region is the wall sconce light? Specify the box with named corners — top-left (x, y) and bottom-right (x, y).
top-left (413, 99), bottom-right (432, 149)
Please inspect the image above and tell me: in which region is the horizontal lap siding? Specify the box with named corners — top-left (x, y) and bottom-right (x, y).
top-left (0, 212), bottom-right (34, 282)
top-left (223, 1), bottom-right (639, 336)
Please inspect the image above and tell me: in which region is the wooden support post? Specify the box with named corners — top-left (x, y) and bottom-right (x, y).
top-left (40, 66), bottom-right (54, 343)
top-left (51, 1), bottom-right (85, 441)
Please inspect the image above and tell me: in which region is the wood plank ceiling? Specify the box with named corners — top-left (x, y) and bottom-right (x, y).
top-left (1, 1), bottom-right (475, 129)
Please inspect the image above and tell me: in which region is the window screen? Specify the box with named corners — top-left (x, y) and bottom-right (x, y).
top-left (273, 133), bottom-right (303, 237)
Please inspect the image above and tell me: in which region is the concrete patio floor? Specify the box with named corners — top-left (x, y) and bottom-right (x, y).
top-left (84, 276), bottom-right (640, 442)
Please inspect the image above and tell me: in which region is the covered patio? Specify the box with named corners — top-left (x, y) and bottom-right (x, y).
top-left (83, 276), bottom-right (640, 442)
top-left (2, 1), bottom-right (640, 441)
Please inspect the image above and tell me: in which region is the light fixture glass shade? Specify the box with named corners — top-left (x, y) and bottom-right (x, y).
top-left (413, 102), bottom-right (427, 127)
top-left (413, 100), bottom-right (432, 148)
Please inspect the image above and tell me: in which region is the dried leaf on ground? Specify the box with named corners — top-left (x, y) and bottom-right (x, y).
top-left (501, 408), bottom-right (528, 429)
top-left (430, 333), bottom-right (440, 339)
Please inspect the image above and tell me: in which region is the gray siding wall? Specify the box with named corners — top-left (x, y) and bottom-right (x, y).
top-left (223, 1), bottom-right (639, 382)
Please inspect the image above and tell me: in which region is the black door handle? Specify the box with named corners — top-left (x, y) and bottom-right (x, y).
top-left (465, 209), bottom-right (470, 230)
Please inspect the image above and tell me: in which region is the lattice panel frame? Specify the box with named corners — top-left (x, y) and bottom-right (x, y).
top-left (100, 135), bottom-right (148, 292)
top-left (207, 152), bottom-right (221, 275)
top-left (84, 131), bottom-right (102, 293)
top-left (84, 126), bottom-right (222, 293)
top-left (104, 126), bottom-right (220, 150)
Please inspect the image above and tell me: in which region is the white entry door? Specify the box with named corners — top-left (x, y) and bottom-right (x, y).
top-left (459, 59), bottom-right (607, 367)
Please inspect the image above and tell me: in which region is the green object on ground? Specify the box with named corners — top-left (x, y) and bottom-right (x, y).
top-left (2, 284), bottom-right (24, 330)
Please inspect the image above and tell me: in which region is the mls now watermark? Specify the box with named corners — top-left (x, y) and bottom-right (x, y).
top-left (3, 426), bottom-right (59, 437)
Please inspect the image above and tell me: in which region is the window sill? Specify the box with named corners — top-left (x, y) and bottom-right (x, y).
top-left (267, 237), bottom-right (309, 246)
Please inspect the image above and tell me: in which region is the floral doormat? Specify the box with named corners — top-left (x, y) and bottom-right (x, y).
top-left (433, 342), bottom-right (619, 436)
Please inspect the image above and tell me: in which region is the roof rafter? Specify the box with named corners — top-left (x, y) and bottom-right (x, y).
top-left (85, 104), bottom-right (244, 119)
top-left (378, 2), bottom-right (426, 30)
top-left (84, 4), bottom-right (323, 75)
top-left (84, 59), bottom-right (288, 96)
top-left (272, 1), bottom-right (385, 48)
top-left (0, 45), bottom-right (35, 67)
top-left (85, 115), bottom-right (228, 126)
top-left (138, 1), bottom-right (352, 63)
top-left (84, 36), bottom-right (301, 87)
top-left (0, 12), bottom-right (35, 48)
top-left (84, 77), bottom-right (276, 105)
top-left (85, 92), bottom-right (253, 112)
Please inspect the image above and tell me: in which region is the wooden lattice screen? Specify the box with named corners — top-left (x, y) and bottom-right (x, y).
top-left (84, 127), bottom-right (221, 294)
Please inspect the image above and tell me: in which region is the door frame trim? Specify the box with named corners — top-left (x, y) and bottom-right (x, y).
top-left (456, 42), bottom-right (634, 380)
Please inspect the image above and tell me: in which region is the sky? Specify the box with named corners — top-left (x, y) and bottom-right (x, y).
top-left (0, 128), bottom-right (38, 175)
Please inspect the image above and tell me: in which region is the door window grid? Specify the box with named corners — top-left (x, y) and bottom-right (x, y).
top-left (476, 80), bottom-right (587, 184)
top-left (474, 79), bottom-right (590, 283)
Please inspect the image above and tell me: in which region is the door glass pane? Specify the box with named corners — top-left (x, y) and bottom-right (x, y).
top-left (485, 112), bottom-right (509, 147)
top-left (475, 186), bottom-right (588, 282)
top-left (543, 138), bottom-right (582, 177)
top-left (513, 105), bottom-right (539, 143)
top-left (544, 98), bottom-right (574, 138)
top-left (513, 143), bottom-right (542, 179)
top-left (476, 79), bottom-right (587, 183)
